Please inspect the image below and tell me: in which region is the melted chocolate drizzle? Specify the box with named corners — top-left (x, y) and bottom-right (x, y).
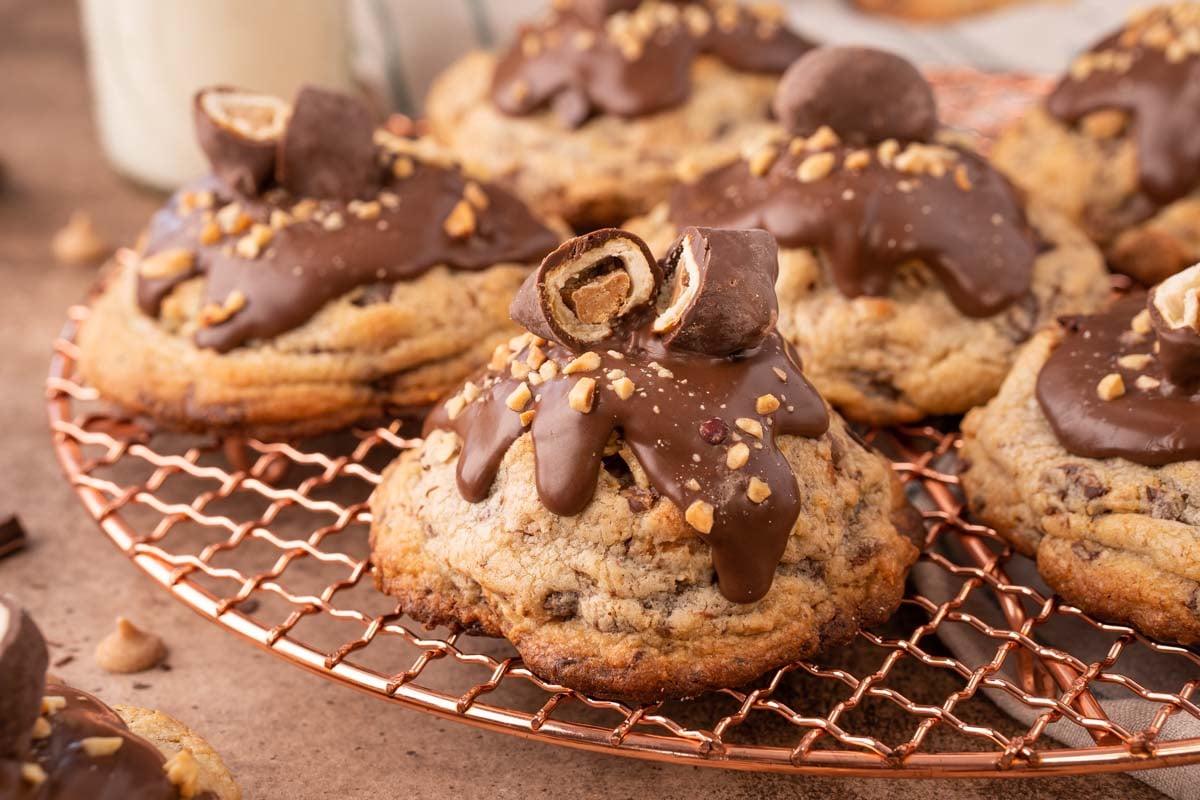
top-left (490, 1), bottom-right (813, 127)
top-left (0, 685), bottom-right (207, 800)
top-left (1037, 293), bottom-right (1200, 466)
top-left (138, 156), bottom-right (558, 353)
top-left (669, 144), bottom-right (1037, 317)
top-left (1047, 11), bottom-right (1200, 209)
top-left (427, 321), bottom-right (829, 604)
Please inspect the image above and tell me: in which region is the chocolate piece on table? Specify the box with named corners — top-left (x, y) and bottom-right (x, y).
top-left (653, 226), bottom-right (778, 356)
top-left (510, 228), bottom-right (661, 350)
top-left (0, 595), bottom-right (48, 760)
top-left (0, 515), bottom-right (26, 559)
top-left (772, 46), bottom-right (937, 144)
top-left (276, 86), bottom-right (380, 201)
top-left (194, 87), bottom-right (289, 196)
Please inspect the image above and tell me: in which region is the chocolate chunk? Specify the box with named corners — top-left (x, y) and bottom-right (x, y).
top-left (773, 46), bottom-right (938, 144)
top-left (194, 86), bottom-right (289, 195)
top-left (0, 596), bottom-right (48, 760)
top-left (0, 515), bottom-right (26, 559)
top-left (276, 86), bottom-right (381, 201)
top-left (1149, 266), bottom-right (1200, 390)
top-left (653, 227), bottom-right (779, 356)
top-left (510, 228), bottom-right (661, 350)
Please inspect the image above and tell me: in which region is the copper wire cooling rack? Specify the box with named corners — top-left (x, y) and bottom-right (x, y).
top-left (46, 305), bottom-right (1200, 778)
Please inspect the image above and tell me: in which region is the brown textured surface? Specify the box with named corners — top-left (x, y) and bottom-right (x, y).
top-left (0, 1), bottom-right (1171, 797)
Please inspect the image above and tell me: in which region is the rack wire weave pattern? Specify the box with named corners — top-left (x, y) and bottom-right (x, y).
top-left (47, 304), bottom-right (1200, 778)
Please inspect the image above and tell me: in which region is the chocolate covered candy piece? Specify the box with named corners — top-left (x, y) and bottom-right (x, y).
top-left (194, 86), bottom-right (290, 195)
top-left (773, 46), bottom-right (937, 145)
top-left (1150, 263), bottom-right (1200, 389)
top-left (511, 228), bottom-right (661, 350)
top-left (277, 86), bottom-right (380, 201)
top-left (0, 595), bottom-right (48, 760)
top-left (653, 227), bottom-right (779, 356)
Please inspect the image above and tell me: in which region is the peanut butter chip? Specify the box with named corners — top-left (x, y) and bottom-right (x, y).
top-left (1097, 372), bottom-right (1126, 400)
top-left (735, 418), bottom-right (764, 438)
top-left (81, 737), bottom-right (124, 758)
top-left (726, 442), bottom-right (750, 470)
top-left (685, 500), bottom-right (715, 533)
top-left (569, 377), bottom-right (597, 413)
top-left (95, 617), bottom-right (167, 673)
top-left (138, 248), bottom-right (195, 280)
top-left (746, 477), bottom-right (772, 504)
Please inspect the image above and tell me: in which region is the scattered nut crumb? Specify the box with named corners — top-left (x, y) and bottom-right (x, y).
top-left (685, 500), bottom-right (714, 533)
top-left (746, 477), bottom-right (772, 504)
top-left (1096, 372), bottom-right (1126, 401)
top-left (539, 360), bottom-right (559, 381)
top-left (772, 367), bottom-right (788, 383)
top-left (506, 382), bottom-right (532, 412)
top-left (215, 203), bottom-right (251, 235)
top-left (52, 211), bottom-right (112, 266)
top-left (1131, 308), bottom-right (1152, 335)
top-left (563, 352), bottom-right (602, 374)
top-left (350, 200), bottom-right (381, 220)
top-left (806, 125), bottom-right (841, 151)
top-left (1135, 375), bottom-right (1161, 391)
top-left (735, 418), bottom-right (764, 438)
top-left (877, 139), bottom-right (900, 166)
top-left (843, 150), bottom-right (871, 172)
top-left (443, 199), bottom-right (476, 238)
top-left (321, 211), bottom-right (345, 231)
top-left (1117, 353), bottom-right (1153, 370)
top-left (489, 345), bottom-right (510, 371)
top-left (685, 478), bottom-right (701, 491)
top-left (748, 145), bottom-right (778, 177)
top-left (95, 617), bottom-right (167, 673)
top-left (234, 223), bottom-right (273, 259)
top-left (526, 345), bottom-right (547, 369)
top-left (81, 737), bottom-right (124, 758)
top-left (392, 157), bottom-right (415, 179)
top-left (797, 152), bottom-right (836, 183)
top-left (954, 164), bottom-right (973, 191)
top-left (726, 443), bottom-right (750, 470)
top-left (568, 377), bottom-right (596, 413)
top-left (198, 220), bottom-right (222, 245)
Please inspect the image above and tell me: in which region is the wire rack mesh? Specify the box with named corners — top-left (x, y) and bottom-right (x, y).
top-left (46, 303), bottom-right (1200, 778)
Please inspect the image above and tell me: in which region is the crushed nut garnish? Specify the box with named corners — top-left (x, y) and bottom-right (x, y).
top-left (1097, 372), bottom-right (1126, 401)
top-left (463, 181), bottom-right (490, 210)
top-left (138, 248), bottom-right (194, 280)
top-left (735, 418), bottom-right (764, 438)
top-left (81, 737), bottom-right (124, 758)
top-left (163, 749), bottom-right (201, 797)
top-left (726, 442), bottom-right (750, 470)
top-left (234, 223), bottom-right (273, 259)
top-left (755, 394), bottom-right (780, 414)
top-left (797, 152), bottom-right (836, 183)
top-left (568, 377), bottom-right (597, 413)
top-left (748, 145), bottom-right (778, 177)
top-left (197, 289), bottom-right (247, 327)
top-left (506, 383), bottom-right (533, 412)
top-left (21, 764), bottom-right (47, 786)
top-left (1136, 374), bottom-right (1162, 391)
top-left (443, 199), bottom-right (476, 238)
top-left (612, 377), bottom-right (636, 399)
top-left (444, 395), bottom-right (467, 420)
top-left (1131, 308), bottom-right (1153, 335)
top-left (31, 718), bottom-right (51, 739)
top-left (41, 696), bottom-right (66, 715)
top-left (685, 500), bottom-right (714, 533)
top-left (772, 367), bottom-right (788, 382)
top-left (563, 352), bottom-right (602, 374)
top-left (215, 203), bottom-right (252, 235)
top-left (1117, 353), bottom-right (1153, 370)
top-left (685, 478), bottom-right (702, 491)
top-left (746, 477), bottom-right (772, 504)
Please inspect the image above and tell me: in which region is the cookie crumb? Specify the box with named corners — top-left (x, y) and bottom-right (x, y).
top-left (95, 617), bottom-right (167, 673)
top-left (163, 748), bottom-right (201, 797)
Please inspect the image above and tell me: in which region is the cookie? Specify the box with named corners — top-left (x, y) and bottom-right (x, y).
top-left (625, 46), bottom-right (1110, 425)
top-left (960, 265), bottom-right (1200, 644)
top-left (370, 227), bottom-right (921, 702)
top-left (849, 0), bottom-right (1030, 21)
top-left (426, 1), bottom-right (813, 228)
top-left (0, 596), bottom-right (240, 799)
top-left (78, 86), bottom-right (562, 439)
top-left (993, 4), bottom-right (1200, 285)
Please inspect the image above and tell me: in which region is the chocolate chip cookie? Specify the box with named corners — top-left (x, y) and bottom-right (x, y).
top-left (79, 86), bottom-right (562, 439)
top-left (961, 264), bottom-right (1200, 644)
top-left (993, 3), bottom-right (1200, 285)
top-left (626, 46), bottom-right (1110, 425)
top-left (370, 227), bottom-right (921, 702)
top-left (426, 0), bottom-right (813, 228)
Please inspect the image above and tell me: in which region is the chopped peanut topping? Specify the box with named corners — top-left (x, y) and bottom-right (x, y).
top-left (490, 344), bottom-right (510, 371)
top-left (1117, 353), bottom-right (1153, 370)
top-left (747, 477), bottom-right (772, 504)
top-left (735, 418), bottom-right (764, 438)
top-left (1131, 308), bottom-right (1153, 335)
top-left (755, 394), bottom-right (781, 414)
top-left (391, 157), bottom-right (414, 179)
top-left (569, 377), bottom-right (597, 413)
top-left (797, 152), bottom-right (836, 183)
top-left (843, 150), bottom-right (871, 172)
top-left (563, 352), bottom-right (602, 374)
top-left (41, 696), bottom-right (66, 715)
top-left (463, 181), bottom-right (490, 210)
top-left (1096, 372), bottom-right (1126, 401)
top-left (81, 737), bottom-right (124, 757)
top-left (215, 203), bottom-right (251, 235)
top-left (443, 200), bottom-right (476, 238)
top-left (539, 360), bottom-right (559, 382)
top-left (685, 500), bottom-right (714, 533)
top-left (234, 223), bottom-right (273, 259)
top-left (138, 248), bottom-right (194, 280)
top-left (726, 442), bottom-right (750, 470)
top-left (444, 395), bottom-right (467, 420)
top-left (520, 409), bottom-right (537, 427)
top-left (526, 345), bottom-right (547, 369)
top-left (31, 718), bottom-right (51, 739)
top-left (772, 367), bottom-right (788, 382)
top-left (612, 377), bottom-right (636, 400)
top-left (1136, 374), bottom-right (1162, 391)
top-left (197, 290), bottom-right (247, 328)
top-left (506, 382), bottom-right (532, 412)
top-left (21, 763), bottom-right (47, 786)
top-left (163, 748), bottom-right (201, 797)
top-left (748, 145), bottom-right (778, 177)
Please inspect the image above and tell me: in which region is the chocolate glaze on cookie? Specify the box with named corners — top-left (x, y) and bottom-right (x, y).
top-left (490, 1), bottom-right (812, 128)
top-left (1047, 4), bottom-right (1200, 209)
top-left (669, 46), bottom-right (1037, 317)
top-left (0, 600), bottom-right (209, 799)
top-left (427, 228), bottom-right (829, 603)
top-left (1037, 291), bottom-right (1200, 466)
top-left (137, 86), bottom-right (558, 353)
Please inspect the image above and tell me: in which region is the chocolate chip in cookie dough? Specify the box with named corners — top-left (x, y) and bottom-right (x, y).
top-left (194, 86), bottom-right (290, 195)
top-left (277, 86), bottom-right (381, 201)
top-left (773, 46), bottom-right (938, 145)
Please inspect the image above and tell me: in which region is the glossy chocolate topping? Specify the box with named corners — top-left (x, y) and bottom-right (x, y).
top-left (1047, 4), bottom-right (1200, 207)
top-left (427, 228), bottom-right (830, 603)
top-left (490, 1), bottom-right (813, 128)
top-left (137, 88), bottom-right (558, 353)
top-left (1037, 292), bottom-right (1200, 466)
top-left (0, 596), bottom-right (48, 761)
top-left (669, 136), bottom-right (1037, 317)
